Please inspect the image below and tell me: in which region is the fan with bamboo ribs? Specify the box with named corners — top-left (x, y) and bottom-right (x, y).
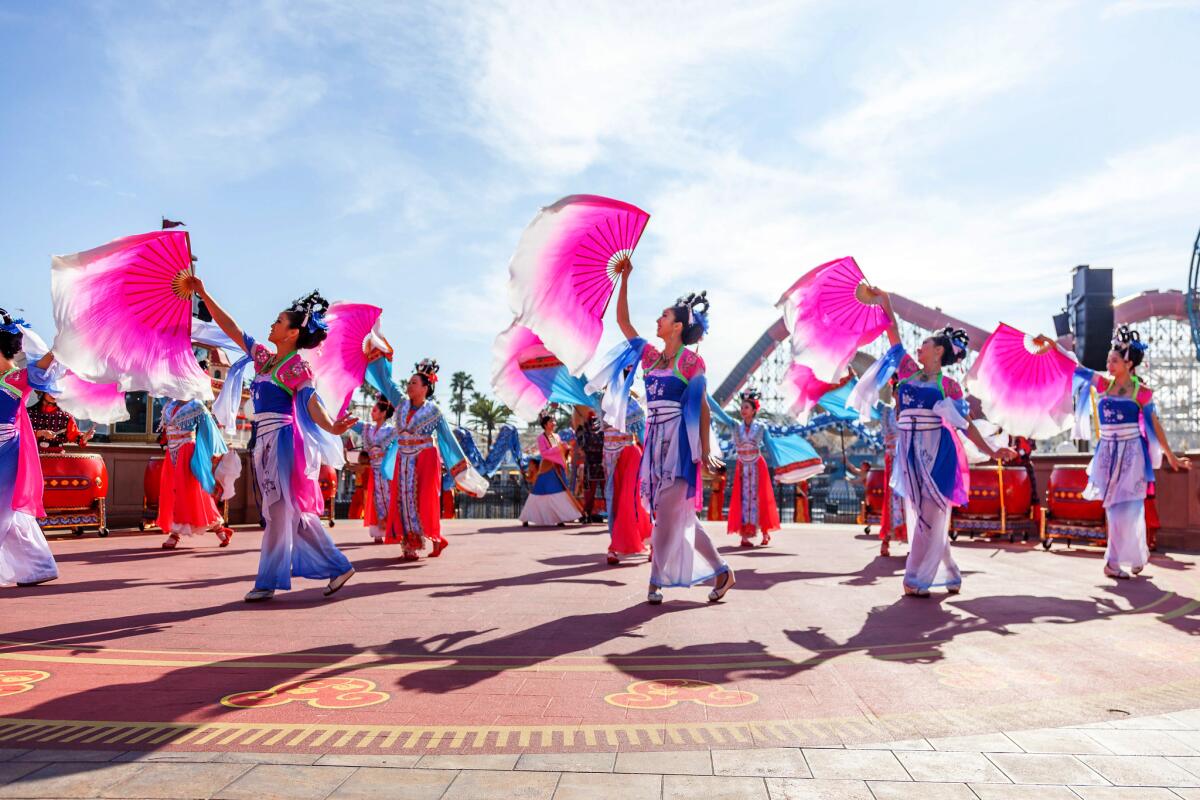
top-left (965, 323), bottom-right (1077, 439)
top-left (506, 194), bottom-right (650, 376)
top-left (777, 256), bottom-right (889, 383)
top-left (50, 230), bottom-right (211, 402)
top-left (307, 302), bottom-right (390, 417)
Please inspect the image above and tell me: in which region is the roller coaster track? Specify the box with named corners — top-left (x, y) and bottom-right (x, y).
top-left (1188, 227), bottom-right (1200, 361)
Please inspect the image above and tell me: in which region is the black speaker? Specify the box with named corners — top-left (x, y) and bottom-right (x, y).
top-left (1069, 265), bottom-right (1113, 371)
top-left (1052, 311), bottom-right (1071, 338)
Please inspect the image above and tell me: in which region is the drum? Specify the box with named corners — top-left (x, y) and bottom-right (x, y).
top-left (142, 457), bottom-right (165, 529)
top-left (37, 452), bottom-right (109, 537)
top-left (1046, 466), bottom-right (1105, 523)
top-left (319, 463), bottom-right (337, 526)
top-left (864, 469), bottom-right (886, 515)
top-left (963, 466), bottom-right (1033, 517)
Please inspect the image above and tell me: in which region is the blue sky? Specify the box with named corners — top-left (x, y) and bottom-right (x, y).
top-left (2, 0), bottom-right (1199, 394)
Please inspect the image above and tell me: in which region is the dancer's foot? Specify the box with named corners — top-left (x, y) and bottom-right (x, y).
top-left (903, 584), bottom-right (929, 597)
top-left (400, 551), bottom-right (420, 562)
top-left (947, 585), bottom-right (961, 595)
top-left (215, 528), bottom-right (233, 547)
top-left (647, 585), bottom-right (663, 605)
top-left (325, 568), bottom-right (355, 596)
top-left (522, 521), bottom-right (529, 527)
top-left (708, 569), bottom-right (736, 603)
top-left (16, 576), bottom-right (56, 587)
top-left (161, 533), bottom-right (180, 550)
top-left (606, 551), bottom-right (620, 565)
top-left (556, 522), bottom-right (566, 528)
top-left (1132, 565), bottom-right (1144, 576)
top-left (1104, 564), bottom-right (1131, 580)
top-left (244, 589), bottom-right (274, 603)
top-left (429, 539), bottom-right (448, 558)
top-left (880, 540), bottom-right (890, 557)
top-left (372, 537), bottom-right (385, 544)
top-left (760, 532), bottom-right (771, 547)
top-left (739, 537), bottom-right (754, 548)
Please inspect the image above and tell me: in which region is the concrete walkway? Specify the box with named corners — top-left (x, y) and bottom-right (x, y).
top-left (4, 707), bottom-right (1200, 798)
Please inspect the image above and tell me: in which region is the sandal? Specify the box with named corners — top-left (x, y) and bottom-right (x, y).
top-left (880, 541), bottom-right (890, 557)
top-left (606, 551), bottom-right (620, 565)
top-left (429, 539), bottom-right (448, 558)
top-left (244, 589), bottom-right (274, 603)
top-left (760, 533), bottom-right (771, 547)
top-left (708, 569), bottom-right (736, 603)
top-left (647, 585), bottom-right (663, 605)
top-left (739, 537), bottom-right (754, 548)
top-left (215, 528), bottom-right (233, 547)
top-left (161, 533), bottom-right (180, 550)
top-left (325, 568), bottom-right (355, 597)
top-left (1104, 564), bottom-right (1131, 580)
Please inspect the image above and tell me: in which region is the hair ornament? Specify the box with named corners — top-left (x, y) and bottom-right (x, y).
top-left (1114, 325), bottom-right (1147, 354)
top-left (739, 388), bottom-right (762, 411)
top-left (414, 358), bottom-right (440, 384)
top-left (675, 290), bottom-right (711, 336)
top-left (536, 404), bottom-right (558, 428)
top-left (939, 326), bottom-right (969, 357)
top-left (0, 308), bottom-right (26, 335)
top-left (288, 291), bottom-right (330, 334)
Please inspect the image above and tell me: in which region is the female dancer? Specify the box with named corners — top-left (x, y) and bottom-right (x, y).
top-left (521, 410), bottom-right (583, 528)
top-left (194, 280), bottom-right (357, 602)
top-left (725, 389), bottom-right (781, 548)
top-left (373, 359), bottom-right (488, 560)
top-left (158, 397), bottom-right (233, 550)
top-left (588, 260), bottom-right (733, 605)
top-left (1051, 326), bottom-right (1189, 578)
top-left (603, 394), bottom-right (651, 564)
top-left (357, 398), bottom-right (396, 543)
top-left (851, 291), bottom-right (1015, 596)
top-left (877, 378), bottom-right (907, 555)
top-left (0, 310), bottom-right (59, 587)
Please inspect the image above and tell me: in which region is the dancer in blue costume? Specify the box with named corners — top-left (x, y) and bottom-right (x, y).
top-left (851, 290), bottom-right (1015, 597)
top-left (588, 259), bottom-right (732, 605)
top-left (0, 309), bottom-right (59, 587)
top-left (1048, 326), bottom-right (1190, 579)
top-left (194, 279), bottom-right (357, 602)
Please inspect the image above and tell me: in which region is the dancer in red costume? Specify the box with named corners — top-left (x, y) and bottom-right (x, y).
top-left (157, 398), bottom-right (233, 550)
top-left (604, 396), bottom-right (651, 564)
top-left (726, 390), bottom-right (781, 547)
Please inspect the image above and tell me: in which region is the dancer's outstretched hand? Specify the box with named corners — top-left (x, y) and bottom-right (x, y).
top-left (331, 414), bottom-right (358, 435)
top-left (183, 275), bottom-right (207, 297)
top-left (704, 450), bottom-right (725, 473)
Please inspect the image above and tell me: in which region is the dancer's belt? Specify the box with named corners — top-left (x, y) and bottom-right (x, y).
top-left (604, 432), bottom-right (635, 447)
top-left (736, 446), bottom-right (760, 463)
top-left (254, 412), bottom-right (292, 439)
top-left (1099, 422), bottom-right (1141, 442)
top-left (646, 400), bottom-right (682, 425)
top-left (0, 423), bottom-right (15, 445)
top-left (396, 435), bottom-right (433, 454)
top-left (897, 410), bottom-right (944, 432)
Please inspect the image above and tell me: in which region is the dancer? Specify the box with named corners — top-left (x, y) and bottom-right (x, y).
top-left (520, 410), bottom-right (583, 527)
top-left (588, 259), bottom-right (733, 605)
top-left (0, 310), bottom-right (59, 587)
top-left (1055, 326), bottom-right (1190, 578)
top-left (876, 381), bottom-right (908, 556)
top-left (573, 407), bottom-right (605, 523)
top-left (852, 290), bottom-right (1015, 596)
top-left (157, 397), bottom-right (233, 550)
top-left (357, 398), bottom-right (397, 544)
top-left (603, 393), bottom-right (651, 564)
top-left (373, 359), bottom-right (488, 560)
top-left (195, 280), bottom-right (357, 602)
top-left (724, 390), bottom-right (781, 548)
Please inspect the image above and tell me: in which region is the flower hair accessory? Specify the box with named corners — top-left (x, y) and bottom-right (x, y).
top-left (675, 290), bottom-right (710, 335)
top-left (0, 308), bottom-right (26, 335)
top-left (1114, 325), bottom-right (1147, 354)
top-left (414, 358), bottom-right (440, 383)
top-left (940, 326), bottom-right (969, 358)
top-left (739, 388), bottom-right (762, 411)
top-left (288, 291), bottom-right (330, 334)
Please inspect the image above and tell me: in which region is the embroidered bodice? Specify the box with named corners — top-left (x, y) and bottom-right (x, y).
top-left (248, 346), bottom-right (314, 415)
top-left (1095, 376), bottom-right (1153, 431)
top-left (895, 353), bottom-right (963, 414)
top-left (732, 421), bottom-right (765, 462)
top-left (160, 399), bottom-right (206, 457)
top-left (392, 400), bottom-right (442, 450)
top-left (641, 344), bottom-right (704, 406)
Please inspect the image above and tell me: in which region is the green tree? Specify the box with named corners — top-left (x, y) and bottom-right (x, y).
top-left (450, 371), bottom-right (475, 427)
top-left (468, 392), bottom-right (512, 449)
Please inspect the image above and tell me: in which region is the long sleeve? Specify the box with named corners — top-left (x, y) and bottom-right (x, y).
top-left (435, 412), bottom-right (488, 496)
top-left (847, 343), bottom-right (907, 419)
top-left (365, 358), bottom-right (405, 406)
top-left (585, 337), bottom-right (647, 431)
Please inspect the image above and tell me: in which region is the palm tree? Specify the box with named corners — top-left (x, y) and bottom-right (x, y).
top-left (450, 371), bottom-right (475, 427)
top-left (468, 392), bottom-right (512, 449)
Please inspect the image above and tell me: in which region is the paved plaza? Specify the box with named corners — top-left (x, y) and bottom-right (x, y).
top-left (1, 521), bottom-right (1199, 798)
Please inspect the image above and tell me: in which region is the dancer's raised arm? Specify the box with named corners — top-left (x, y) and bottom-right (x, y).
top-left (185, 276), bottom-right (246, 355)
top-left (613, 257), bottom-right (639, 341)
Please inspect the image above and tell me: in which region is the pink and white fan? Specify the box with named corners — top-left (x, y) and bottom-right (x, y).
top-left (777, 256), bottom-right (889, 383)
top-left (965, 323), bottom-right (1077, 439)
top-left (51, 231), bottom-right (212, 402)
top-left (20, 325), bottom-right (128, 424)
top-left (307, 302), bottom-right (389, 416)
top-left (506, 194), bottom-right (650, 375)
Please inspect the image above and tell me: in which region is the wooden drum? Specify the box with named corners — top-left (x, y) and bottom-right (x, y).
top-left (36, 452), bottom-right (109, 537)
top-left (319, 463), bottom-right (337, 526)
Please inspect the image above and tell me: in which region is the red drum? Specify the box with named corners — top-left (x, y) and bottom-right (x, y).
top-left (864, 469), bottom-right (886, 515)
top-left (1046, 466), bottom-right (1104, 523)
top-left (319, 464), bottom-right (337, 525)
top-left (36, 452), bottom-right (109, 537)
top-left (963, 466), bottom-right (1033, 517)
top-left (143, 457), bottom-right (165, 528)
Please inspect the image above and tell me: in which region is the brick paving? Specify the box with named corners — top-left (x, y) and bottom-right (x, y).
top-left (1, 521), bottom-right (1198, 796)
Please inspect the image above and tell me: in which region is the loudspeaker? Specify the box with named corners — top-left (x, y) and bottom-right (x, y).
top-left (1069, 265), bottom-right (1113, 371)
top-left (1052, 311), bottom-right (1071, 338)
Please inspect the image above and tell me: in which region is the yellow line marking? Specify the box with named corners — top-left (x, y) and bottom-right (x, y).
top-left (1159, 599), bottom-right (1200, 621)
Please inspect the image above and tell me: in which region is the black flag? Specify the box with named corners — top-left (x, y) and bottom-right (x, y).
top-left (161, 217), bottom-right (186, 229)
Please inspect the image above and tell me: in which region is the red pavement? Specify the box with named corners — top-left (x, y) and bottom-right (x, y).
top-left (1, 521), bottom-right (1198, 755)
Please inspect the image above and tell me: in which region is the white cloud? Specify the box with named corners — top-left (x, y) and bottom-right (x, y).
top-left (1102, 0), bottom-right (1200, 19)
